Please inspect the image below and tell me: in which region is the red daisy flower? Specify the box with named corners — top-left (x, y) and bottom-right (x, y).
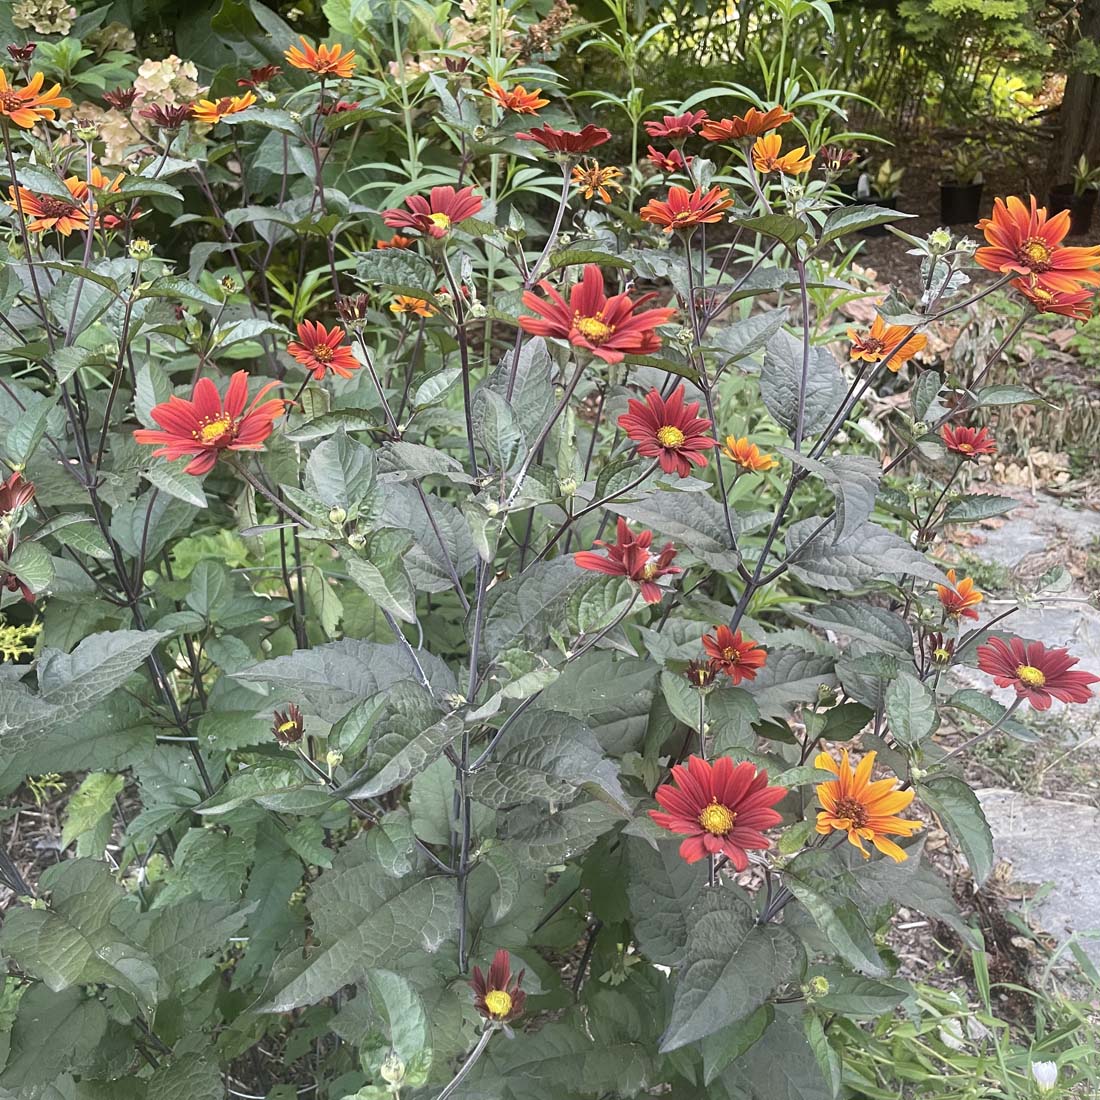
top-left (700, 106), bottom-right (793, 142)
top-left (287, 320), bottom-right (360, 381)
top-left (382, 185), bottom-right (482, 239)
top-left (646, 145), bottom-right (691, 173)
top-left (470, 949), bottom-right (526, 1024)
top-left (977, 636), bottom-right (1100, 710)
top-left (0, 471), bottom-right (35, 516)
top-left (238, 65), bottom-right (282, 90)
top-left (976, 195), bottom-right (1100, 295)
top-left (574, 516), bottom-right (680, 604)
top-left (702, 625), bottom-right (767, 684)
top-left (643, 109), bottom-right (707, 140)
top-left (133, 371), bottom-right (286, 476)
top-left (934, 569), bottom-right (983, 621)
top-left (518, 263), bottom-right (675, 364)
top-left (618, 384), bottom-right (715, 477)
top-left (639, 184), bottom-right (733, 233)
top-left (942, 424), bottom-right (996, 459)
top-left (650, 755), bottom-right (787, 868)
top-left (515, 123), bottom-right (611, 155)
top-left (1012, 278), bottom-right (1094, 321)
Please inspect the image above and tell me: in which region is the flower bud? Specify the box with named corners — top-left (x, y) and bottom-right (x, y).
top-left (328, 506), bottom-right (347, 527)
top-left (803, 975), bottom-right (830, 1000)
top-left (74, 122), bottom-right (98, 142)
top-left (347, 531), bottom-right (367, 550)
top-left (219, 275), bottom-right (239, 295)
top-left (272, 703), bottom-right (304, 745)
top-left (325, 749), bottom-right (343, 769)
top-left (816, 684), bottom-right (838, 707)
top-left (957, 236), bottom-right (978, 254)
top-left (380, 1052), bottom-right (405, 1087)
top-left (128, 237), bottom-right (154, 261)
top-left (927, 227), bottom-right (952, 253)
top-left (1030, 1061), bottom-right (1058, 1093)
top-left (559, 476), bottom-right (577, 497)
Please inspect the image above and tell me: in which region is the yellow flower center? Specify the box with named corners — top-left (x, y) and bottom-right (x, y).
top-left (641, 559), bottom-right (659, 580)
top-left (277, 720), bottom-right (297, 735)
top-left (833, 796), bottom-right (869, 829)
top-left (312, 343), bottom-right (334, 362)
top-left (429, 212), bottom-right (452, 230)
top-left (1016, 664), bottom-right (1046, 687)
top-left (1019, 237), bottom-right (1053, 270)
top-left (574, 314), bottom-right (614, 343)
top-left (656, 425), bottom-right (686, 448)
top-left (483, 990), bottom-right (512, 1018)
top-left (722, 646), bottom-right (740, 662)
top-left (958, 443), bottom-right (974, 453)
top-left (197, 415), bottom-right (234, 444)
top-left (933, 647), bottom-right (952, 664)
top-left (698, 800), bottom-right (734, 835)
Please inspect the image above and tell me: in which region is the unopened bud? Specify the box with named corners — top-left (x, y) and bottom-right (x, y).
top-left (325, 749), bottom-right (343, 769)
top-left (128, 237), bottom-right (154, 261)
top-left (347, 531), bottom-right (367, 550)
top-left (927, 227), bottom-right (952, 253)
top-left (328, 506), bottom-right (347, 526)
top-left (380, 1052), bottom-right (405, 1086)
top-left (816, 684), bottom-right (838, 707)
top-left (803, 975), bottom-right (830, 1000)
top-left (559, 477), bottom-right (577, 497)
top-left (220, 275), bottom-right (239, 294)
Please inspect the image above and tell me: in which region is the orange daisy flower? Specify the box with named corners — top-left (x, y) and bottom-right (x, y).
top-left (751, 133), bottom-right (814, 175)
top-left (571, 160), bottom-right (622, 204)
top-left (1011, 278), bottom-right (1094, 321)
top-left (847, 315), bottom-right (927, 373)
top-left (284, 36), bottom-right (357, 79)
top-left (721, 436), bottom-right (777, 472)
top-left (7, 177), bottom-right (89, 236)
top-left (287, 320), bottom-right (361, 381)
top-left (640, 184), bottom-right (733, 233)
top-left (574, 517), bottom-right (680, 604)
top-left (0, 70), bottom-right (71, 128)
top-left (390, 295), bottom-right (436, 318)
top-left (484, 78), bottom-right (548, 115)
top-left (935, 569), bottom-right (983, 621)
top-left (702, 625), bottom-right (767, 684)
top-left (814, 749), bottom-right (920, 862)
top-left (701, 106), bottom-right (793, 142)
top-left (376, 233), bottom-right (413, 250)
top-left (191, 92), bottom-right (256, 125)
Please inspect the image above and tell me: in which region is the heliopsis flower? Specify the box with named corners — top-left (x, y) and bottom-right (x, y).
top-left (390, 295), bottom-right (436, 317)
top-left (1012, 278), bottom-right (1094, 321)
top-left (935, 569), bottom-right (983, 621)
top-left (102, 86), bottom-right (138, 111)
top-left (618, 384), bottom-right (715, 477)
top-left (847, 315), bottom-right (927, 372)
top-left (140, 103), bottom-right (195, 130)
top-left (646, 146), bottom-right (691, 173)
top-left (650, 755), bottom-right (786, 868)
top-left (133, 370), bottom-right (286, 476)
top-left (190, 92), bottom-right (256, 125)
top-left (814, 749), bottom-right (920, 861)
top-left (700, 106), bottom-right (793, 142)
top-left (7, 178), bottom-right (89, 236)
top-left (571, 160), bottom-right (622, 204)
top-left (287, 320), bottom-right (360, 381)
top-left (484, 78), bottom-right (548, 114)
top-left (574, 516), bottom-right (680, 604)
top-left (702, 625), bottom-right (766, 684)
top-left (284, 36), bottom-right (357, 79)
top-left (238, 64), bottom-right (282, 90)
top-left (752, 133), bottom-right (814, 175)
top-left (519, 263), bottom-right (675, 364)
top-left (376, 233), bottom-right (413, 250)
top-left (272, 703), bottom-right (304, 745)
top-left (643, 109), bottom-right (707, 140)
top-left (977, 195), bottom-right (1100, 295)
top-left (515, 122), bottom-right (611, 155)
top-left (942, 424), bottom-right (996, 459)
top-left (0, 70), bottom-right (71, 128)
top-left (0, 471), bottom-right (35, 516)
top-left (976, 636), bottom-right (1099, 710)
top-left (640, 184), bottom-right (733, 233)
top-left (470, 949), bottom-right (525, 1024)
top-left (722, 436), bottom-right (777, 472)
top-left (382, 185), bottom-right (482, 239)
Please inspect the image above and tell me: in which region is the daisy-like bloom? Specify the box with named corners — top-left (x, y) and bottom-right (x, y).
top-left (814, 749), bottom-right (920, 862)
top-left (571, 160), bottom-right (622, 204)
top-left (1012, 278), bottom-right (1094, 321)
top-left (484, 78), bottom-right (548, 114)
top-left (470, 949), bottom-right (526, 1024)
top-left (639, 184), bottom-right (733, 234)
top-left (574, 517), bottom-right (681, 604)
top-left (646, 145), bottom-right (691, 173)
top-left (926, 631), bottom-right (955, 666)
top-left (0, 471), bottom-right (35, 516)
top-left (6, 45), bottom-right (37, 64)
top-left (335, 293), bottom-right (370, 325)
top-left (820, 144), bottom-right (858, 173)
top-left (133, 370), bottom-right (286, 476)
top-left (650, 755), bottom-right (787, 868)
top-left (140, 103), bottom-right (195, 130)
top-left (643, 109), bottom-right (707, 141)
top-left (390, 295), bottom-right (436, 318)
top-left (935, 569), bottom-right (983, 621)
top-left (515, 122), bottom-right (611, 156)
top-left (102, 86), bottom-right (138, 111)
top-left (976, 636), bottom-right (1100, 710)
top-left (1031, 1062), bottom-right (1059, 1094)
top-left (284, 36), bottom-right (357, 79)
top-left (0, 70), bottom-right (71, 128)
top-left (272, 703), bottom-right (304, 745)
top-left (382, 185), bottom-right (483, 239)
top-left (618, 384), bottom-right (715, 477)
top-left (751, 133), bottom-right (814, 175)
top-left (721, 435), bottom-right (777, 472)
top-left (287, 320), bottom-right (360, 381)
top-left (700, 105), bottom-right (793, 142)
top-left (191, 91), bottom-right (256, 125)
top-left (519, 263), bottom-right (676, 364)
top-left (942, 424), bottom-right (996, 460)
top-left (847, 315), bottom-right (927, 373)
top-left (684, 659), bottom-right (718, 688)
top-left (977, 195), bottom-right (1100, 295)
top-left (238, 64), bottom-right (282, 90)
top-left (376, 233), bottom-right (413, 250)
top-left (702, 625), bottom-right (766, 685)
top-left (7, 178), bottom-right (89, 236)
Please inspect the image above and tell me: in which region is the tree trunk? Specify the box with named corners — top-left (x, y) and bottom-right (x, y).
top-left (1054, 0), bottom-right (1100, 182)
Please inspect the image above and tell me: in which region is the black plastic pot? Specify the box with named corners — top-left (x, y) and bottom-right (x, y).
top-left (1048, 184), bottom-right (1097, 235)
top-left (939, 181), bottom-right (983, 225)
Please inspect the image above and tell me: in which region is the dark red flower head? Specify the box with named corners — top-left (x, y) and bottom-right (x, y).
top-left (335, 294), bottom-right (371, 325)
top-left (238, 64), bottom-right (282, 89)
top-left (942, 424), bottom-right (996, 459)
top-left (6, 44), bottom-right (37, 64)
top-left (618, 384), bottom-right (715, 477)
top-left (515, 122), bottom-right (611, 156)
top-left (820, 145), bottom-right (858, 173)
top-left (650, 755), bottom-right (787, 868)
top-left (470, 949), bottom-right (526, 1023)
top-left (977, 636), bottom-right (1100, 710)
top-left (445, 57), bottom-right (472, 74)
top-left (644, 109), bottom-right (707, 141)
top-left (702, 625), bottom-right (767, 684)
top-left (272, 703), bottom-right (304, 744)
top-left (287, 320), bottom-right (361, 381)
top-left (700, 106), bottom-right (793, 142)
top-left (519, 263), bottom-right (675, 364)
top-left (646, 145), bottom-right (691, 173)
top-left (382, 185), bottom-right (482, 239)
top-left (926, 632), bottom-right (955, 666)
top-left (574, 516), bottom-right (680, 604)
top-left (102, 86), bottom-right (138, 111)
top-left (0, 471), bottom-right (36, 515)
top-left (140, 102), bottom-right (195, 130)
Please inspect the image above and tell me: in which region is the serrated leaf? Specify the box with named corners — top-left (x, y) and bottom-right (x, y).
top-left (760, 330), bottom-right (846, 438)
top-left (819, 204), bottom-right (911, 243)
top-left (940, 494), bottom-right (1018, 525)
top-left (885, 671), bottom-right (937, 746)
top-left (304, 427), bottom-right (376, 512)
top-left (6, 540), bottom-right (54, 592)
top-left (711, 308), bottom-right (788, 363)
top-left (917, 774), bottom-right (994, 885)
top-left (625, 836), bottom-right (704, 967)
top-left (782, 450), bottom-right (880, 542)
top-left (60, 772), bottom-right (124, 851)
top-left (146, 1054), bottom-right (223, 1100)
top-left (784, 877), bottom-right (887, 977)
